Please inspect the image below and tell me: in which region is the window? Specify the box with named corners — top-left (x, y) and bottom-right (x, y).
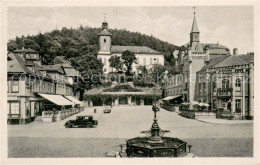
top-left (198, 83), bottom-right (201, 94)
top-left (213, 99), bottom-right (217, 109)
top-left (235, 99), bottom-right (241, 113)
top-left (222, 79), bottom-right (229, 89)
top-left (10, 102), bottom-right (19, 114)
top-left (7, 81), bottom-right (9, 93)
top-left (48, 84), bottom-right (50, 93)
top-left (203, 82), bottom-right (206, 93)
top-left (104, 68), bottom-right (107, 72)
top-left (104, 39), bottom-right (106, 43)
top-left (235, 78), bottom-right (241, 87)
top-left (213, 81), bottom-right (217, 92)
top-left (11, 81), bottom-right (19, 93)
top-left (30, 82), bottom-right (34, 92)
top-left (42, 83), bottom-right (45, 93)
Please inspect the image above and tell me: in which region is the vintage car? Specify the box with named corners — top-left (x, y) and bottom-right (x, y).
top-left (103, 106), bottom-right (112, 113)
top-left (65, 115), bottom-right (98, 128)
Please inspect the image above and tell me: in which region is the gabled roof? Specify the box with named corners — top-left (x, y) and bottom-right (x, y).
top-left (111, 45), bottom-right (161, 54)
top-left (7, 53), bottom-right (52, 79)
top-left (42, 64), bottom-right (65, 74)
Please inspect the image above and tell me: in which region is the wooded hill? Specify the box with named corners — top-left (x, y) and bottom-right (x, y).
top-left (7, 26), bottom-right (179, 73)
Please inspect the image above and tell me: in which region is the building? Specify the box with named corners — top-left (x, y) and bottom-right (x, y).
top-left (194, 53), bottom-right (254, 119)
top-left (97, 20), bottom-right (165, 74)
top-left (7, 48), bottom-right (82, 124)
top-left (164, 11), bottom-right (254, 119)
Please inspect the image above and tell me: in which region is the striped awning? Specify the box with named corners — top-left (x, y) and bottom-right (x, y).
top-left (38, 93), bottom-right (73, 106)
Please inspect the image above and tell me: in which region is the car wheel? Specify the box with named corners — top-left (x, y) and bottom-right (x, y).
top-left (86, 123), bottom-right (93, 128)
top-left (65, 123), bottom-right (72, 128)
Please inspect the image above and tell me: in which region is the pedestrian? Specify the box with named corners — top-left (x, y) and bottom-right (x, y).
top-left (94, 108), bottom-right (96, 113)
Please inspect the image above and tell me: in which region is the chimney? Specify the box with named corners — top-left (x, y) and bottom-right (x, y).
top-left (233, 48), bottom-right (238, 55)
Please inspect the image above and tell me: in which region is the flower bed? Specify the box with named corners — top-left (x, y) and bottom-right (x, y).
top-left (42, 107), bottom-right (82, 122)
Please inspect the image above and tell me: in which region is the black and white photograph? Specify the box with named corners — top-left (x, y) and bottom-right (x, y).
top-left (0, 1), bottom-right (259, 165)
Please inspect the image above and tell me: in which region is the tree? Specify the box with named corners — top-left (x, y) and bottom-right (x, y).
top-left (150, 64), bottom-right (167, 84)
top-left (109, 55), bottom-right (122, 73)
top-left (121, 50), bottom-right (137, 75)
top-left (53, 56), bottom-right (66, 64)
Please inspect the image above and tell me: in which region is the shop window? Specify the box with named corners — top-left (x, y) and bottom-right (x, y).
top-left (11, 81), bottom-right (19, 93)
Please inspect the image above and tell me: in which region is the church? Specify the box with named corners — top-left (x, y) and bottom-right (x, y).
top-left (97, 20), bottom-right (165, 74)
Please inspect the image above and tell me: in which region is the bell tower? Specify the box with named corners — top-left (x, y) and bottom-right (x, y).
top-left (98, 14), bottom-right (112, 54)
top-left (189, 8), bottom-right (203, 53)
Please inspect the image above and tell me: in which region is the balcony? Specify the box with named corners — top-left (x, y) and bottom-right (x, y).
top-left (217, 88), bottom-right (232, 99)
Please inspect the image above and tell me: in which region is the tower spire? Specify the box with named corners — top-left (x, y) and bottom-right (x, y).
top-left (191, 7), bottom-right (199, 33)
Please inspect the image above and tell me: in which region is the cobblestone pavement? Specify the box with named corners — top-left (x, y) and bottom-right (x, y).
top-left (8, 106), bottom-right (253, 157)
top-left (8, 106), bottom-right (253, 139)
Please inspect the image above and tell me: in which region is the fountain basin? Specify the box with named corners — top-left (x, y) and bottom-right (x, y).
top-left (126, 136), bottom-right (187, 157)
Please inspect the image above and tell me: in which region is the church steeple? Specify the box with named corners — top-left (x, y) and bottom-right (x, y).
top-left (191, 11), bottom-right (199, 33)
top-left (189, 8), bottom-right (203, 53)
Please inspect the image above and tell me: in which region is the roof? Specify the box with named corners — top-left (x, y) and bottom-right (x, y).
top-left (237, 53), bottom-right (254, 63)
top-left (7, 53), bottom-right (52, 79)
top-left (42, 64), bottom-right (65, 74)
top-left (13, 48), bottom-right (37, 53)
top-left (191, 14), bottom-right (199, 33)
top-left (162, 95), bottom-right (182, 101)
top-left (64, 68), bottom-right (80, 77)
top-left (62, 63), bottom-right (73, 68)
top-left (98, 29), bottom-right (112, 36)
top-left (111, 46), bottom-right (161, 54)
top-left (199, 55), bottom-right (230, 72)
top-left (214, 55), bottom-right (250, 68)
top-left (182, 43), bottom-right (230, 56)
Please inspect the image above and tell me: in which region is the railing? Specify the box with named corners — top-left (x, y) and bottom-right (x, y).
top-left (217, 88), bottom-right (232, 98)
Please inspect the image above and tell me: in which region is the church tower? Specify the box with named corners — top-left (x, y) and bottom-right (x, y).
top-left (98, 19), bottom-right (112, 54)
top-left (189, 11), bottom-right (203, 53)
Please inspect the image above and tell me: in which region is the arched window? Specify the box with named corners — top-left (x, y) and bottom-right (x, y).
top-left (222, 79), bottom-right (229, 89)
top-left (235, 78), bottom-right (241, 87)
top-left (104, 39), bottom-right (106, 43)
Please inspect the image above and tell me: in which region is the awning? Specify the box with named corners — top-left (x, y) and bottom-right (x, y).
top-left (162, 95), bottom-right (182, 101)
top-left (38, 93), bottom-right (73, 106)
top-left (64, 96), bottom-right (82, 105)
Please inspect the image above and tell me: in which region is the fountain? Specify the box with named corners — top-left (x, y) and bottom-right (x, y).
top-left (125, 103), bottom-right (191, 157)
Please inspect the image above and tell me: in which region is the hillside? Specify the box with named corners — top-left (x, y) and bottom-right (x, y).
top-left (7, 26), bottom-right (179, 70)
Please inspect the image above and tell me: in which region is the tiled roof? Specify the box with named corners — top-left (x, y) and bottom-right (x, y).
top-left (42, 64), bottom-right (63, 72)
top-left (111, 45), bottom-right (161, 54)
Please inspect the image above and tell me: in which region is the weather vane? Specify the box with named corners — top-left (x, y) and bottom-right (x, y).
top-left (193, 6), bottom-right (196, 15)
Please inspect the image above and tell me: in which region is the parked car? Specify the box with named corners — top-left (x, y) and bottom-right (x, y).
top-left (65, 115), bottom-right (98, 128)
top-left (103, 106), bottom-right (112, 113)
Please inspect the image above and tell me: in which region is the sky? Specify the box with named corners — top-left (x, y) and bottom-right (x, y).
top-left (8, 6), bottom-right (254, 54)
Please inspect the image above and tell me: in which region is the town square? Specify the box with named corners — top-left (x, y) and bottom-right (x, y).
top-left (4, 5), bottom-right (255, 159)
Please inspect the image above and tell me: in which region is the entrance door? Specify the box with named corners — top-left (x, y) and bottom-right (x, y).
top-left (119, 96), bottom-right (127, 105)
top-left (227, 102), bottom-right (231, 112)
